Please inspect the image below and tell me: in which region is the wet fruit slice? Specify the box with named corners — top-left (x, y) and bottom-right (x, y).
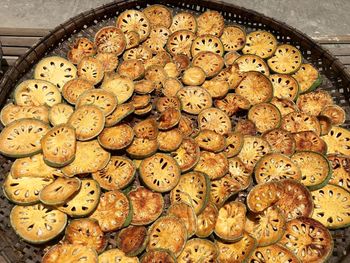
top-left (281, 111), bottom-right (321, 135)
top-left (227, 157), bottom-right (253, 190)
top-left (220, 26), bottom-right (246, 51)
top-left (321, 104), bottom-right (346, 126)
top-left (194, 151), bottom-right (229, 180)
top-left (196, 202), bottom-right (218, 238)
top-left (267, 44), bottom-right (302, 74)
top-left (311, 184), bottom-right (350, 229)
top-left (248, 103), bottom-right (281, 133)
top-left (129, 186), bottom-right (164, 226)
top-left (293, 130), bottom-right (327, 154)
top-left (210, 174), bottom-right (241, 207)
top-left (141, 249), bottom-right (176, 263)
top-left (262, 128), bottom-right (296, 156)
top-left (215, 201), bottom-right (246, 242)
top-left (198, 108), bottom-right (232, 135)
top-left (246, 182), bottom-right (280, 213)
top-left (67, 37), bottom-right (96, 64)
top-left (291, 151), bottom-right (331, 190)
top-left (48, 103), bottom-right (74, 126)
top-left (177, 238), bottom-right (218, 263)
top-left (249, 244), bottom-right (300, 263)
top-left (65, 218), bottom-right (107, 253)
top-left (98, 124), bottom-right (134, 150)
top-left (140, 153), bottom-right (181, 192)
top-left (194, 129), bottom-right (226, 153)
top-left (92, 156), bottom-right (136, 191)
top-left (116, 10), bottom-right (150, 41)
top-left (168, 202), bottom-right (197, 237)
top-left (105, 103), bottom-right (135, 127)
top-left (0, 104), bottom-right (49, 126)
top-left (102, 75), bottom-right (134, 104)
top-left (14, 79), bottom-right (61, 107)
top-left (269, 74), bottom-right (299, 101)
top-left (143, 4), bottom-right (172, 28)
top-left (0, 119), bottom-right (49, 158)
top-left (328, 154), bottom-right (350, 192)
top-left (3, 173), bottom-right (53, 205)
top-left (158, 108), bottom-right (181, 130)
top-left (170, 12), bottom-right (197, 33)
top-left (62, 78), bottom-right (94, 105)
top-left (270, 97), bottom-right (298, 117)
top-left (254, 153), bottom-right (302, 183)
top-left (192, 51), bottom-right (225, 78)
top-left (214, 93), bottom-right (251, 117)
top-left (126, 138), bottom-right (158, 159)
top-left (323, 126), bottom-right (350, 155)
top-left (182, 66), bottom-right (206, 86)
top-left (10, 204), bottom-right (67, 244)
top-left (62, 140), bottom-right (110, 177)
top-left (197, 10), bottom-right (224, 37)
top-left (280, 217), bottom-right (333, 262)
top-left (68, 105), bottom-right (105, 141)
top-left (43, 244), bottom-right (98, 263)
top-left (117, 225), bottom-right (148, 256)
top-left (57, 179), bottom-right (101, 217)
top-left (224, 132), bottom-right (244, 157)
top-left (78, 57), bottom-right (105, 85)
top-left (171, 137), bottom-right (200, 172)
top-left (34, 56), bottom-right (77, 91)
top-left (39, 177), bottom-right (80, 206)
top-left (94, 26), bottom-right (126, 55)
top-left (166, 30), bottom-right (196, 57)
top-left (235, 54), bottom-right (270, 76)
top-left (242, 30), bottom-right (278, 59)
top-left (90, 190), bottom-right (132, 232)
top-left (177, 86), bottom-right (212, 115)
top-left (293, 63), bottom-right (322, 93)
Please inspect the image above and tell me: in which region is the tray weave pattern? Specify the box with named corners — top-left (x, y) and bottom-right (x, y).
top-left (1, 0), bottom-right (350, 262)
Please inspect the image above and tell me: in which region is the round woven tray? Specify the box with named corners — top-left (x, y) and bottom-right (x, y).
top-left (1, 0), bottom-right (350, 262)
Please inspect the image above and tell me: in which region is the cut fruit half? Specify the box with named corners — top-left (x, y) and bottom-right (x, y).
top-left (116, 10), bottom-right (151, 41)
top-left (123, 46), bottom-right (152, 61)
top-left (235, 54), bottom-right (270, 76)
top-left (177, 239), bottom-right (218, 263)
top-left (170, 12), bottom-right (197, 33)
top-left (248, 102), bottom-right (281, 133)
top-left (196, 10), bottom-right (224, 37)
top-left (191, 35), bottom-right (224, 57)
top-left (48, 103), bottom-right (74, 126)
top-left (242, 30), bottom-right (278, 59)
top-left (177, 86), bottom-right (212, 115)
top-left (198, 107), bottom-right (232, 135)
top-left (267, 44), bottom-right (302, 74)
top-left (269, 74), bottom-right (299, 101)
top-left (162, 78), bottom-right (183, 97)
top-left (94, 26), bottom-right (126, 55)
top-left (182, 66), bottom-right (206, 86)
top-left (220, 26), bottom-right (246, 51)
top-left (292, 63), bottom-right (322, 93)
top-left (98, 124), bottom-right (134, 150)
top-left (0, 104), bottom-right (49, 126)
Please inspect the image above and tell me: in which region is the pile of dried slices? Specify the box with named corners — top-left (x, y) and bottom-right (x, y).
top-left (1, 4), bottom-right (350, 263)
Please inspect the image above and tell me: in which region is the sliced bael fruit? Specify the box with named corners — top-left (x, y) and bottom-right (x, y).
top-left (144, 26), bottom-right (171, 54)
top-left (311, 184), bottom-right (350, 229)
top-left (140, 153), bottom-right (181, 192)
top-left (41, 124), bottom-right (76, 167)
top-left (235, 120), bottom-right (257, 136)
top-left (292, 63), bottom-right (322, 93)
top-left (215, 63), bottom-right (245, 90)
top-left (98, 124), bottom-right (134, 150)
top-left (280, 217), bottom-right (333, 262)
top-left (217, 232), bottom-right (257, 263)
top-left (99, 249), bottom-right (138, 263)
top-left (262, 128), bottom-right (296, 156)
top-left (291, 151), bottom-right (331, 190)
top-left (214, 93), bottom-right (251, 117)
top-left (76, 89), bottom-right (118, 116)
top-left (90, 190), bottom-right (132, 232)
top-left (124, 31), bottom-right (140, 50)
top-left (78, 56), bottom-right (105, 85)
top-left (227, 157), bottom-right (253, 190)
top-left (177, 238), bottom-right (218, 263)
top-left (196, 10), bottom-right (224, 37)
top-left (171, 137), bottom-right (200, 172)
top-left (210, 174), bottom-right (241, 207)
top-left (10, 204), bottom-right (67, 244)
top-left (96, 52), bottom-right (119, 72)
top-left (323, 126), bottom-right (350, 155)
top-left (34, 56), bottom-right (77, 91)
top-left (248, 103), bottom-right (281, 133)
top-left (132, 94), bottom-right (151, 109)
top-left (14, 79), bottom-right (61, 107)
top-left (94, 26), bottom-right (126, 55)
top-left (156, 96), bottom-right (181, 112)
top-left (117, 225), bottom-right (148, 256)
top-left (247, 182), bottom-right (281, 213)
top-left (62, 78), bottom-right (94, 105)
top-left (192, 51), bottom-right (224, 79)
top-left (296, 90), bottom-right (332, 116)
top-left (141, 249), bottom-right (176, 263)
top-left (254, 153), bottom-right (302, 183)
top-left (270, 97), bottom-right (298, 117)
top-left (129, 186), bottom-right (164, 225)
top-left (236, 71), bottom-right (273, 105)
top-left (182, 66), bottom-right (206, 86)
top-left (134, 104), bottom-right (152, 116)
top-left (176, 86), bottom-right (212, 115)
top-left (237, 136), bottom-right (271, 171)
top-left (42, 244), bottom-right (98, 263)
top-left (162, 78), bottom-right (183, 97)
top-left (293, 130), bottom-right (327, 153)
top-left (242, 30), bottom-right (278, 59)
top-left (157, 129), bottom-right (183, 152)
top-left (3, 173), bottom-right (53, 205)
top-left (143, 4), bottom-right (172, 28)
top-left (170, 12), bottom-right (197, 33)
top-left (57, 179), bottom-right (100, 217)
top-left (275, 179), bottom-right (313, 220)
top-left (178, 116), bottom-right (197, 137)
top-left (235, 54), bottom-right (270, 76)
top-left (328, 154), bottom-right (350, 192)
top-left (48, 103), bottom-right (74, 126)
top-left (65, 218), bottom-right (107, 253)
top-left (134, 79), bottom-right (155, 94)
top-left (268, 44), bottom-right (302, 74)
top-left (0, 104), bottom-right (49, 126)
top-left (215, 201), bottom-right (246, 242)
top-left (123, 46), bottom-right (153, 61)
top-left (248, 244), bottom-right (300, 263)
top-left (220, 26), bottom-right (246, 51)
top-left (198, 107), bottom-right (232, 135)
top-left (195, 129), bottom-right (226, 152)
top-left (224, 132), bottom-right (244, 157)
top-left (321, 104), bottom-right (346, 126)
top-left (168, 202), bottom-right (197, 237)
top-left (39, 177), bottom-right (81, 206)
top-left (191, 35), bottom-right (224, 57)
top-left (116, 10), bottom-right (150, 41)
top-left (145, 65), bottom-right (168, 90)
top-left (158, 108), bottom-right (181, 130)
top-left (126, 138), bottom-right (158, 159)
top-left (67, 37), bottom-right (96, 64)
top-left (269, 74), bottom-right (299, 101)
top-left (68, 105), bottom-right (104, 141)
top-left (173, 53), bottom-right (191, 71)
top-left (105, 102), bottom-right (135, 127)
top-left (62, 140), bottom-right (110, 177)
top-left (171, 171), bottom-right (210, 214)
top-left (196, 202), bottom-right (218, 238)
top-left (166, 30), bottom-right (196, 57)
top-left (224, 50), bottom-right (241, 66)
top-left (0, 119), bottom-right (49, 158)
top-left (281, 111), bottom-right (321, 135)
top-left (202, 79), bottom-right (229, 99)
top-left (102, 75), bottom-right (134, 104)
top-left (118, 59), bottom-right (145, 80)
top-left (194, 151), bottom-right (229, 180)
top-left (134, 119), bottom-right (158, 140)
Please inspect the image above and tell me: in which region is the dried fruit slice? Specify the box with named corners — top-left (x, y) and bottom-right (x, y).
top-left (62, 78), bottom-right (94, 105)
top-left (270, 97), bottom-right (298, 117)
top-left (235, 54), bottom-right (270, 76)
top-left (214, 93), bottom-right (251, 117)
top-left (166, 30), bottom-right (196, 57)
top-left (62, 140), bottom-right (110, 176)
top-left (48, 103), bottom-right (74, 126)
top-left (281, 111), bottom-right (321, 135)
top-left (123, 46), bottom-right (153, 61)
top-left (323, 126), bottom-right (350, 155)
top-left (195, 129), bottom-right (226, 152)
top-left (291, 151), bottom-right (331, 190)
top-left (14, 79), bottom-right (61, 107)
top-left (177, 239), bottom-right (218, 263)
top-left (145, 65), bottom-right (168, 90)
top-left (262, 128), bottom-right (296, 156)
top-left (194, 151), bottom-right (228, 180)
top-left (105, 103), bottom-right (134, 127)
top-left (178, 116), bottom-right (197, 137)
top-left (76, 89), bottom-right (117, 116)
top-left (143, 4), bottom-right (172, 28)
top-left (168, 202), bottom-right (197, 237)
top-left (116, 10), bottom-right (151, 41)
top-left (78, 57), bottom-right (104, 85)
top-left (224, 51), bottom-right (241, 66)
top-left (227, 157), bottom-right (253, 190)
top-left (98, 124), bottom-right (134, 150)
top-left (171, 138), bottom-right (200, 172)
top-left (236, 71), bottom-right (273, 105)
top-left (293, 130), bottom-right (327, 153)
top-left (198, 108), bottom-right (232, 135)
top-left (182, 66), bottom-right (206, 86)
top-left (193, 51), bottom-right (225, 79)
top-left (43, 244), bottom-right (98, 263)
top-left (3, 173), bottom-right (53, 205)
top-left (141, 249), bottom-right (176, 263)
top-left (248, 103), bottom-right (281, 133)
top-left (132, 104), bottom-right (152, 116)
top-left (249, 244), bottom-right (300, 263)
top-left (196, 202), bottom-right (218, 238)
top-left (67, 37), bottom-right (96, 64)
top-left (246, 182), bottom-right (280, 213)
top-left (96, 52), bottom-right (119, 72)
top-left (280, 217), bottom-right (333, 262)
top-left (10, 204), bottom-right (67, 244)
top-left (321, 104), bottom-right (346, 126)
top-left (124, 31), bottom-right (140, 49)
top-left (134, 119), bottom-right (158, 140)
top-left (140, 153), bottom-right (181, 192)
top-left (224, 132), bottom-right (244, 157)
top-left (220, 26), bottom-right (246, 51)
top-left (170, 12), bottom-right (197, 33)
top-left (292, 63), bottom-right (322, 93)
top-left (102, 75), bottom-right (134, 104)
top-left (126, 138), bottom-right (158, 159)
top-left (0, 104), bottom-right (49, 126)
top-left (34, 56), bottom-right (77, 91)
top-left (318, 115), bottom-right (335, 136)
top-left (215, 201), bottom-right (246, 242)
top-left (156, 96), bottom-right (181, 113)
top-left (118, 59), bottom-right (145, 80)
top-left (177, 86), bottom-right (212, 115)
top-left (65, 218), bottom-right (106, 253)
top-left (129, 186), bottom-right (164, 225)
top-left (215, 63), bottom-right (245, 89)
top-left (242, 30), bottom-right (278, 59)
top-left (117, 225), bottom-right (148, 256)
top-left (144, 26), bottom-right (171, 54)
top-left (269, 74), bottom-right (299, 101)
top-left (157, 129), bottom-right (183, 152)
top-left (134, 79), bottom-right (155, 94)
top-left (197, 10), bottom-right (224, 37)
top-left (99, 249), bottom-right (138, 263)
top-left (94, 26), bottom-right (126, 55)
top-left (328, 154), bottom-right (350, 192)
top-left (267, 44), bottom-right (302, 74)
top-left (90, 190), bottom-right (132, 232)
top-left (235, 120), bottom-right (257, 136)
top-left (202, 79), bottom-right (229, 99)
top-left (162, 78), bottom-right (183, 97)
top-left (92, 156), bottom-right (135, 191)
top-left (191, 35), bottom-right (224, 58)
top-left (296, 90), bottom-right (333, 116)
top-left (157, 108), bottom-right (180, 130)
top-left (210, 174), bottom-right (241, 207)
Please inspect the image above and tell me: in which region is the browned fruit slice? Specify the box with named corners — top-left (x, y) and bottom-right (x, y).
top-left (156, 96), bottom-right (181, 112)
top-left (196, 10), bottom-right (224, 37)
top-left (262, 128), bottom-right (296, 156)
top-left (118, 59), bottom-right (145, 80)
top-left (105, 103), bottom-right (135, 127)
top-left (224, 132), bottom-right (244, 157)
top-left (77, 57), bottom-right (104, 85)
top-left (157, 129), bottom-right (183, 152)
top-left (178, 116), bottom-right (197, 137)
top-left (194, 151), bottom-right (228, 180)
top-left (235, 54), bottom-right (270, 76)
top-left (101, 75), bottom-right (134, 104)
top-left (134, 118), bottom-right (158, 140)
top-left (321, 104), bottom-right (346, 126)
top-left (173, 54), bottom-right (191, 71)
top-left (198, 108), bottom-right (232, 135)
top-left (248, 102), bottom-right (282, 133)
top-left (249, 244), bottom-right (300, 263)
top-left (143, 4), bottom-right (172, 28)
top-left (192, 51), bottom-right (224, 78)
top-left (224, 51), bottom-right (241, 66)
top-left (123, 46), bottom-right (152, 61)
top-left (67, 37), bottom-right (96, 64)
top-left (214, 93), bottom-right (251, 117)
top-left (177, 86), bottom-right (212, 115)
top-left (0, 104), bottom-right (49, 126)
top-left (134, 79), bottom-right (155, 94)
top-left (210, 174), bottom-right (241, 207)
top-left (170, 12), bottom-right (197, 33)
top-left (191, 35), bottom-right (224, 58)
top-left (269, 73), bottom-right (299, 101)
top-left (281, 111), bottom-right (321, 135)
top-left (49, 103), bottom-right (74, 126)
top-left (296, 90), bottom-right (333, 116)
top-left (98, 124), bottom-right (134, 150)
top-left (227, 157), bottom-right (253, 190)
top-left (195, 129), bottom-right (226, 153)
top-left (168, 202), bottom-right (197, 237)
top-left (162, 78), bottom-right (183, 97)
top-left (117, 225), bottom-right (148, 256)
top-left (144, 26), bottom-right (171, 54)
top-left (116, 10), bottom-right (151, 41)
top-left (76, 89), bottom-right (117, 116)
top-left (96, 52), bottom-right (119, 72)
top-left (141, 249), bottom-right (176, 263)
top-left (134, 103), bottom-right (153, 116)
top-left (267, 44), bottom-right (302, 74)
top-left (171, 137), bottom-right (200, 172)
top-left (126, 138), bottom-right (158, 159)
top-left (182, 66), bottom-right (206, 86)
top-left (270, 97), bottom-right (298, 117)
top-left (328, 154), bottom-right (350, 192)
top-left (202, 79), bottom-right (229, 99)
top-left (166, 30), bottom-right (196, 57)
top-left (177, 239), bottom-right (219, 263)
top-left (132, 94), bottom-right (151, 109)
top-left (158, 108), bottom-right (181, 130)
top-left (145, 65), bottom-right (168, 90)
top-left (42, 244), bottom-right (98, 263)
top-left (215, 63), bottom-right (245, 89)
top-left (94, 26), bottom-right (126, 55)
top-left (99, 249), bottom-right (138, 262)
top-left (293, 130), bottom-right (327, 154)
top-left (293, 63), bottom-right (322, 93)
top-left (247, 182), bottom-right (280, 213)
top-left (318, 115), bottom-right (335, 137)
top-left (196, 202), bottom-right (218, 238)
top-left (62, 78), bottom-right (94, 105)
top-left (242, 30), bottom-right (277, 59)
top-left (220, 26), bottom-right (246, 51)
